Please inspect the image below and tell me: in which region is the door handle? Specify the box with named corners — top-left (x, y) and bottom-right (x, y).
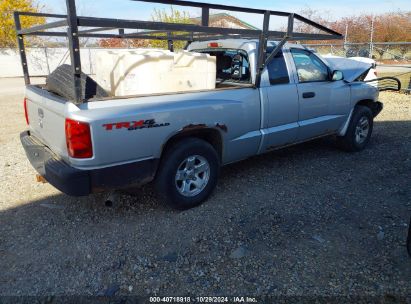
top-left (302, 92), bottom-right (315, 99)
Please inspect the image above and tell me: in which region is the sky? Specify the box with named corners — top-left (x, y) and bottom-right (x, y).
top-left (40, 0), bottom-right (409, 30)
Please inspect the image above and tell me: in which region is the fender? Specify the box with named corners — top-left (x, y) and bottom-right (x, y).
top-left (159, 123), bottom-right (224, 160)
top-left (337, 100), bottom-right (384, 136)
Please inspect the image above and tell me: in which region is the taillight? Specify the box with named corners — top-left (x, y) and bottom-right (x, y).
top-left (65, 118), bottom-right (93, 158)
top-left (24, 97), bottom-right (29, 125)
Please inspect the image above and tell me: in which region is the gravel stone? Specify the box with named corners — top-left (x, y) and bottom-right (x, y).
top-left (104, 284), bottom-right (120, 296)
top-left (0, 80), bottom-right (410, 297)
top-left (312, 235), bottom-right (326, 243)
top-left (162, 252), bottom-right (178, 262)
top-left (230, 246), bottom-right (249, 259)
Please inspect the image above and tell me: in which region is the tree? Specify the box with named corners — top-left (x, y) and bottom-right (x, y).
top-left (98, 37), bottom-right (152, 48)
top-left (374, 12), bottom-right (411, 43)
top-left (98, 38), bottom-right (127, 48)
top-left (297, 8), bottom-right (411, 59)
top-left (148, 7), bottom-right (191, 50)
top-left (294, 8), bottom-right (331, 34)
top-left (0, 0), bottom-right (45, 48)
top-left (99, 7), bottom-right (191, 50)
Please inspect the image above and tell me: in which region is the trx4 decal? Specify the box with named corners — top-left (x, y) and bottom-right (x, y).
top-left (103, 119), bottom-right (170, 131)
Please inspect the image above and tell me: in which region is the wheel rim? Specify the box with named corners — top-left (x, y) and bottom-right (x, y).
top-left (175, 155), bottom-right (210, 197)
top-left (355, 116), bottom-right (370, 144)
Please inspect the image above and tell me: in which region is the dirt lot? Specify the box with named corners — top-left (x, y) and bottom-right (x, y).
top-left (0, 78), bottom-right (410, 299)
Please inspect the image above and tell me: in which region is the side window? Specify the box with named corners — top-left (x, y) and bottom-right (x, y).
top-left (291, 49), bottom-right (329, 83)
top-left (266, 51), bottom-right (289, 85)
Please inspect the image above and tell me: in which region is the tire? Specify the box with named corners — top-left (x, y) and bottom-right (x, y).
top-left (46, 64), bottom-right (109, 100)
top-left (337, 106), bottom-right (374, 152)
top-left (155, 138), bottom-right (220, 210)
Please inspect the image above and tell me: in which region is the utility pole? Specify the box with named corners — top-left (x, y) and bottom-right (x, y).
top-left (344, 24), bottom-right (348, 51)
top-left (369, 15), bottom-right (375, 59)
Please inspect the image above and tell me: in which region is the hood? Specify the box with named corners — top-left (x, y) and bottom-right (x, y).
top-left (322, 56), bottom-right (372, 82)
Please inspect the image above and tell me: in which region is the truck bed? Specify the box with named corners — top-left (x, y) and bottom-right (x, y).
top-left (35, 81), bottom-right (255, 102)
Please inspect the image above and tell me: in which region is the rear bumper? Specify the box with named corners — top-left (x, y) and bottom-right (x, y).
top-left (20, 131), bottom-right (158, 196)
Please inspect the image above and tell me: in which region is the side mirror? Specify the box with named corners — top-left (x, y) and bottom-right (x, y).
top-left (332, 70), bottom-right (344, 81)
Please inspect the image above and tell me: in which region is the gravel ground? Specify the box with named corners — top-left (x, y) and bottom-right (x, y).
top-left (0, 79), bottom-right (410, 299)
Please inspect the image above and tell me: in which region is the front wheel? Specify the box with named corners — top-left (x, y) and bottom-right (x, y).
top-left (155, 138), bottom-right (220, 210)
top-left (337, 106), bottom-right (374, 152)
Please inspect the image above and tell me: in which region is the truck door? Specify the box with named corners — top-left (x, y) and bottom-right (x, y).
top-left (259, 50), bottom-right (299, 152)
top-left (290, 48), bottom-right (350, 141)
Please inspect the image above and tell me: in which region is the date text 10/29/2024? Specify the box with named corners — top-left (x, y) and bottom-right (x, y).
top-left (149, 297), bottom-right (258, 303)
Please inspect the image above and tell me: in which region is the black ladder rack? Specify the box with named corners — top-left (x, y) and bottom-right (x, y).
top-left (14, 0), bottom-right (343, 104)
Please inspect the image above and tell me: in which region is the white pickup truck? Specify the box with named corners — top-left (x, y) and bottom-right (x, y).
top-left (15, 0), bottom-right (396, 209)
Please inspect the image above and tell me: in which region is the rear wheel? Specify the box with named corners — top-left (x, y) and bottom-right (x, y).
top-left (337, 106), bottom-right (374, 152)
top-left (155, 138), bottom-right (220, 210)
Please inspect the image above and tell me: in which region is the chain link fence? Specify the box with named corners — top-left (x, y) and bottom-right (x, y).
top-left (1, 44), bottom-right (410, 92)
top-left (304, 42), bottom-right (411, 61)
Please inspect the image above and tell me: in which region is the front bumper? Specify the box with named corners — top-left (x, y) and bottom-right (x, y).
top-left (20, 131), bottom-right (158, 196)
top-left (372, 101), bottom-right (383, 117)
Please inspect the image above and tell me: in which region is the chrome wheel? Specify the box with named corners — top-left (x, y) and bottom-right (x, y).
top-left (175, 155), bottom-right (210, 197)
top-left (355, 116), bottom-right (370, 144)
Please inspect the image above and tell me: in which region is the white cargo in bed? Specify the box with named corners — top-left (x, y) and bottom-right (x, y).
top-left (95, 49), bottom-right (216, 96)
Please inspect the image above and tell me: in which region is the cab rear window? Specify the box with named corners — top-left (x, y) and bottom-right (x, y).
top-left (266, 49), bottom-right (289, 85)
top-left (193, 49), bottom-right (251, 83)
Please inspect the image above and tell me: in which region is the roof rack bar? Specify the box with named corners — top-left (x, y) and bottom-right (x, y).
top-left (264, 14), bottom-right (295, 68)
top-left (120, 29), bottom-right (184, 37)
top-left (194, 35), bottom-right (256, 41)
top-left (294, 14), bottom-right (342, 36)
top-left (202, 7), bottom-right (210, 26)
top-left (255, 11), bottom-right (270, 87)
top-left (121, 30), bottom-right (259, 39)
top-left (22, 31), bottom-right (207, 40)
top-left (17, 20), bottom-right (68, 35)
top-left (15, 11), bottom-right (66, 18)
top-left (167, 32), bottom-right (174, 52)
top-left (93, 32), bottom-right (330, 41)
top-left (257, 13), bottom-right (294, 87)
top-left (77, 16), bottom-right (262, 36)
top-left (268, 11), bottom-right (293, 17)
top-left (118, 34), bottom-right (198, 41)
top-left (14, 0), bottom-right (344, 102)
top-left (13, 12), bottom-right (30, 85)
top-left (287, 13), bottom-right (295, 37)
top-left (79, 27), bottom-right (119, 34)
top-left (66, 0), bottom-right (83, 104)
top-left (24, 31), bottom-right (68, 37)
top-left (270, 32), bottom-right (342, 40)
top-left (119, 31), bottom-right (341, 41)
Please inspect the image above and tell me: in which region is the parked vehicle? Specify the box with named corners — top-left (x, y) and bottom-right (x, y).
top-left (15, 0), bottom-right (398, 209)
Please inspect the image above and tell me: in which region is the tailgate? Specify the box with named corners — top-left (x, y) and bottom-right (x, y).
top-left (25, 85), bottom-right (68, 158)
